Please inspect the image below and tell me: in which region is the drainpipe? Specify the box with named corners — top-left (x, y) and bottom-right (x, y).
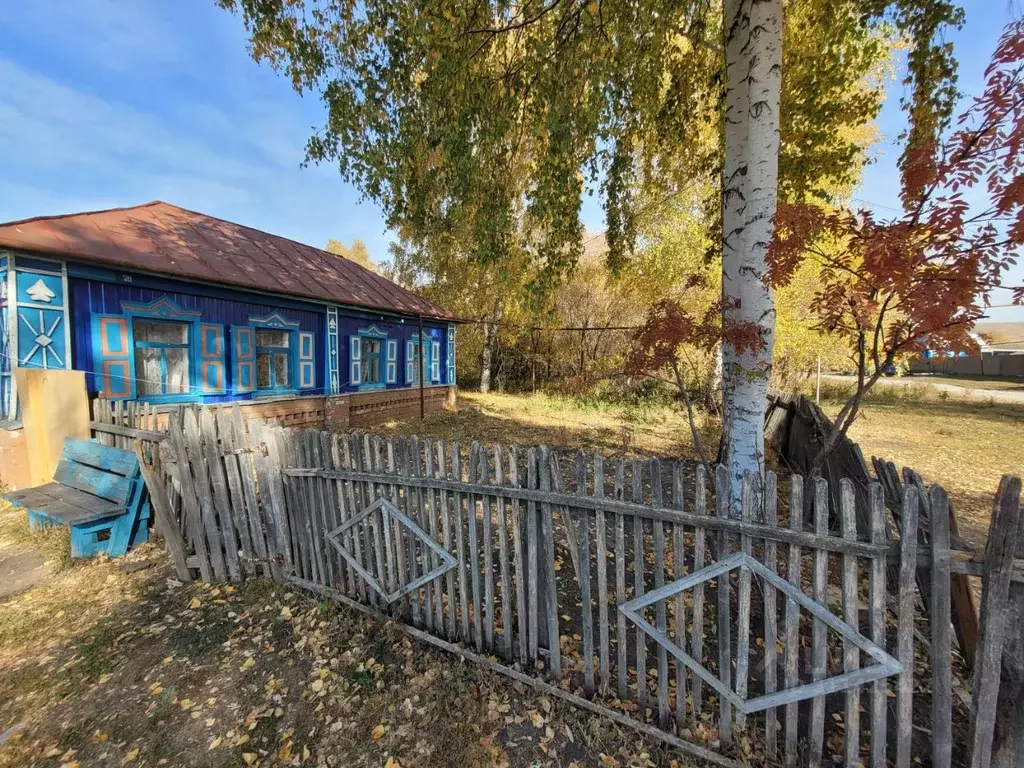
top-left (418, 314), bottom-right (425, 420)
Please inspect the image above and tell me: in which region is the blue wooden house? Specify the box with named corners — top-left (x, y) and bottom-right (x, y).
top-left (0, 202), bottom-right (457, 424)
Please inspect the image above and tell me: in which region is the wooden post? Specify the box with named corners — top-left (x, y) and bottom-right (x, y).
top-left (968, 475), bottom-right (1024, 768)
top-left (134, 442), bottom-right (192, 582)
top-left (418, 315), bottom-right (425, 420)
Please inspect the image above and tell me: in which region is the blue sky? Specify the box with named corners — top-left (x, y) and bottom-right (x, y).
top-left (0, 0), bottom-right (1017, 316)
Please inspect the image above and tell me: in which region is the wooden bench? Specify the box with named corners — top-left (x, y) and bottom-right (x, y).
top-left (3, 438), bottom-right (150, 558)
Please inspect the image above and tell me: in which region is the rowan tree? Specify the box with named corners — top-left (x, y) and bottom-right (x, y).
top-left (769, 18), bottom-right (1024, 475)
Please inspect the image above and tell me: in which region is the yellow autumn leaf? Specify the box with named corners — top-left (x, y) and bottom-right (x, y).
top-left (242, 754), bottom-right (258, 766)
top-left (310, 678), bottom-right (324, 692)
top-left (599, 755), bottom-right (619, 767)
top-left (240, 657), bottom-right (255, 671)
top-left (208, 736), bottom-right (223, 751)
top-left (385, 758), bottom-right (402, 768)
top-left (302, 746), bottom-right (311, 761)
top-left (124, 747), bottom-right (140, 762)
top-left (371, 724), bottom-right (387, 741)
top-left (189, 598), bottom-right (202, 609)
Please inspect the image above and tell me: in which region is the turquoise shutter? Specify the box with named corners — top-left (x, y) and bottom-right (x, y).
top-left (92, 315), bottom-right (134, 400)
top-left (386, 339), bottom-right (398, 384)
top-left (199, 323), bottom-right (226, 394)
top-left (406, 340), bottom-right (415, 384)
top-left (298, 331), bottom-right (315, 389)
top-left (349, 336), bottom-right (361, 386)
top-left (431, 340), bottom-right (441, 383)
top-left (231, 326), bottom-right (255, 393)
top-left (447, 324), bottom-right (456, 385)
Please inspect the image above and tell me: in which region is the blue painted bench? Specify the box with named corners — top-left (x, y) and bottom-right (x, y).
top-left (3, 438), bottom-right (150, 558)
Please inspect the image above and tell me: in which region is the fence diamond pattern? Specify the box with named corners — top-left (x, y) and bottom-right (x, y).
top-left (619, 551), bottom-right (902, 715)
top-left (326, 497), bottom-right (457, 605)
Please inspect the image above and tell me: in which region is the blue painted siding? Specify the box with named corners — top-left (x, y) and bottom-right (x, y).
top-left (51, 254), bottom-right (456, 406)
top-left (333, 308), bottom-right (450, 393)
top-left (70, 277), bottom-right (326, 402)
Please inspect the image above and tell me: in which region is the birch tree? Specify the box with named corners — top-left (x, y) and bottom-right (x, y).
top-left (220, 0), bottom-right (964, 500)
top-left (719, 0), bottom-right (783, 498)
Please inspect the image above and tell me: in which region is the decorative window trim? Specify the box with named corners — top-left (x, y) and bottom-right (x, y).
top-left (121, 296), bottom-right (202, 320)
top-left (248, 311), bottom-right (301, 329)
top-left (355, 324), bottom-right (388, 390)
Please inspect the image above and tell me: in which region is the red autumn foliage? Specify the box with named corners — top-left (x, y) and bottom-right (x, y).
top-left (770, 19), bottom-right (1024, 371)
top-left (627, 21), bottom-right (1024, 474)
top-left (626, 299), bottom-right (764, 377)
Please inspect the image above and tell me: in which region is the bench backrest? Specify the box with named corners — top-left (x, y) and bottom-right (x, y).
top-left (53, 438), bottom-right (140, 505)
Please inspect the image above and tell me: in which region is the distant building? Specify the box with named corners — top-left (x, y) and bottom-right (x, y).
top-left (912, 321), bottom-right (1024, 377)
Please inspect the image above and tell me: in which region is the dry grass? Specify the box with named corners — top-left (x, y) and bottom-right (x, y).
top-left (367, 391), bottom-right (717, 461)
top-left (372, 389), bottom-right (1023, 548)
top-left (0, 501), bottom-right (71, 574)
top-left (904, 374), bottom-right (1024, 392)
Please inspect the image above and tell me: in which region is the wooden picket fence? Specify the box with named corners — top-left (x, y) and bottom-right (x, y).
top-left (103, 402), bottom-right (1024, 768)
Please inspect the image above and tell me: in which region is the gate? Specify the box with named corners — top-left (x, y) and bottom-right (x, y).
top-left (147, 405), bottom-right (1024, 768)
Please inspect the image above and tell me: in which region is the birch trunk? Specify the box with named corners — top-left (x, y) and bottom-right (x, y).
top-left (480, 299), bottom-right (503, 394)
top-left (720, 0), bottom-right (782, 511)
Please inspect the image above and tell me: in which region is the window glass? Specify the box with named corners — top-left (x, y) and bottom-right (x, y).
top-left (410, 343), bottom-right (420, 384)
top-left (256, 329), bottom-right (289, 348)
top-left (132, 319), bottom-right (189, 397)
top-left (135, 320), bottom-right (188, 344)
top-left (255, 328), bottom-right (292, 390)
top-left (135, 347), bottom-right (163, 395)
top-left (165, 348), bottom-right (189, 394)
top-left (257, 353), bottom-right (272, 389)
top-left (273, 353), bottom-right (289, 387)
top-left (362, 338), bottom-right (382, 384)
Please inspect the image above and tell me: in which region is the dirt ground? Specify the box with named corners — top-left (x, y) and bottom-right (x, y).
top-left (0, 510), bottom-right (701, 768)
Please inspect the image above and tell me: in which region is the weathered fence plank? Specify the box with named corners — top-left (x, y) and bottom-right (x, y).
top-left (595, 454), bottom-right (611, 696)
top-left (783, 475), bottom-right (802, 768)
top-left (808, 477), bottom-right (829, 766)
top-left (762, 470), bottom-right (779, 758)
top-left (840, 479), bottom-right (861, 767)
top-left (969, 476), bottom-right (1023, 768)
top-left (691, 465), bottom-right (708, 723)
top-left (930, 484), bottom-right (953, 768)
top-left (869, 483), bottom-right (888, 768)
top-left (615, 458), bottom-right (628, 700)
top-left (896, 486), bottom-right (921, 768)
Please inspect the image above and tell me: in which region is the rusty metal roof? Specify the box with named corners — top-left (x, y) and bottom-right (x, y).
top-left (0, 201), bottom-right (454, 320)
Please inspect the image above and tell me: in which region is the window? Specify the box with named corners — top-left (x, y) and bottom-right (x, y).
top-left (410, 341), bottom-right (421, 384)
top-left (362, 337), bottom-right (382, 385)
top-left (409, 339), bottom-right (431, 384)
top-left (256, 328), bottom-right (290, 390)
top-left (133, 319), bottom-right (189, 396)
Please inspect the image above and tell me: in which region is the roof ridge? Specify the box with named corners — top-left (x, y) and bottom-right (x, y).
top-left (0, 200), bottom-right (164, 229)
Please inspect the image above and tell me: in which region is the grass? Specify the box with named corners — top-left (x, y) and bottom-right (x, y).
top-left (0, 501), bottom-right (71, 573)
top-left (367, 390), bottom-right (718, 461)
top-left (372, 387), bottom-right (1022, 548)
top-left (904, 373), bottom-right (1024, 392)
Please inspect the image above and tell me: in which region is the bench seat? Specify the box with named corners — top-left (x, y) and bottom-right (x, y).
top-left (3, 438), bottom-right (150, 559)
top-left (7, 483), bottom-right (126, 525)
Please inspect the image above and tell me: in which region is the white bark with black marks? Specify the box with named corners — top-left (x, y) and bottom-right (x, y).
top-left (720, 0), bottom-right (782, 511)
